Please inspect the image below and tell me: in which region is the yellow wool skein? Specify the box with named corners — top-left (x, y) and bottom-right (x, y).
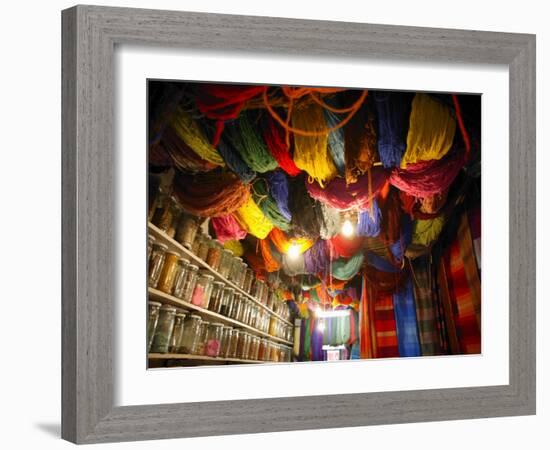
top-left (401, 94), bottom-right (456, 168)
top-left (171, 107), bottom-right (225, 166)
top-left (291, 103), bottom-right (337, 187)
top-left (223, 239), bottom-right (244, 257)
top-left (232, 197), bottom-right (274, 239)
top-left (412, 216), bottom-right (445, 246)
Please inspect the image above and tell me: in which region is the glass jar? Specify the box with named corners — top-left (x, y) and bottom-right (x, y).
top-left (171, 258), bottom-right (190, 298)
top-left (169, 311), bottom-right (186, 353)
top-left (257, 338), bottom-right (268, 361)
top-left (147, 235), bottom-right (156, 263)
top-left (190, 271), bottom-right (215, 309)
top-left (220, 287), bottom-right (234, 317)
top-left (242, 268), bottom-right (254, 294)
top-left (180, 264), bottom-right (199, 302)
top-left (248, 304), bottom-right (258, 329)
top-left (218, 249), bottom-right (234, 278)
top-left (147, 301), bottom-right (162, 352)
top-left (268, 316), bottom-right (277, 336)
top-left (206, 239), bottom-right (223, 271)
top-left (235, 330), bottom-right (246, 360)
top-left (237, 298), bottom-right (249, 324)
top-left (229, 293), bottom-right (242, 321)
top-left (191, 231), bottom-right (202, 255)
top-left (151, 193), bottom-right (172, 231)
top-left (227, 329), bottom-right (239, 359)
top-left (205, 322), bottom-right (224, 357)
top-left (208, 281), bottom-right (225, 314)
top-left (249, 336), bottom-right (260, 360)
top-left (156, 251), bottom-right (181, 293)
top-left (220, 326), bottom-right (232, 358)
top-left (148, 243), bottom-right (168, 288)
top-left (197, 234), bottom-right (212, 261)
top-left (179, 314), bottom-right (202, 354)
top-left (192, 321), bottom-right (209, 355)
top-left (175, 214), bottom-right (200, 249)
top-left (266, 290), bottom-right (275, 310)
top-left (239, 262), bottom-right (248, 289)
top-left (229, 257), bottom-right (243, 285)
top-left (150, 304), bottom-right (177, 353)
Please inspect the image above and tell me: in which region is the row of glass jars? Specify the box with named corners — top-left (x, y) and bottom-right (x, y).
top-left (148, 240), bottom-right (291, 341)
top-left (147, 301), bottom-right (291, 362)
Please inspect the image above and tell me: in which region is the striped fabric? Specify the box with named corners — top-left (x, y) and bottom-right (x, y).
top-left (373, 289), bottom-right (400, 358)
top-left (410, 256), bottom-right (442, 356)
top-left (442, 213), bottom-right (481, 354)
top-left (393, 278), bottom-right (422, 357)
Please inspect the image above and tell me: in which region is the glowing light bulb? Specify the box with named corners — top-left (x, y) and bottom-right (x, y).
top-left (317, 321), bottom-right (325, 332)
top-left (341, 219), bottom-right (354, 238)
top-left (287, 242), bottom-right (301, 259)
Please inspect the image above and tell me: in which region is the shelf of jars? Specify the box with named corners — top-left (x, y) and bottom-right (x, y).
top-left (149, 287), bottom-right (293, 346)
top-left (148, 353), bottom-right (263, 364)
top-left (148, 222), bottom-right (293, 326)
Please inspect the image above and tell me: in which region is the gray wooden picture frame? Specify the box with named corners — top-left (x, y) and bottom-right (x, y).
top-left (62, 4), bottom-right (536, 444)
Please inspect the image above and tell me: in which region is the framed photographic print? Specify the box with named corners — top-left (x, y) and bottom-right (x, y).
top-left (62, 5), bottom-right (535, 444)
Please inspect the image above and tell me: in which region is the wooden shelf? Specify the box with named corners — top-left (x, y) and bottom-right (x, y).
top-left (148, 222), bottom-right (293, 326)
top-left (149, 287), bottom-right (294, 346)
top-left (148, 353), bottom-right (264, 364)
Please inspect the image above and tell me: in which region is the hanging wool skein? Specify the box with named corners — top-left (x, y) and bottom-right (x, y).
top-left (266, 171), bottom-right (292, 221)
top-left (259, 238), bottom-right (281, 272)
top-left (262, 115), bottom-right (301, 177)
top-left (232, 196), bottom-right (274, 239)
top-left (357, 199), bottom-right (382, 237)
top-left (282, 252), bottom-right (307, 277)
top-left (318, 203), bottom-right (341, 239)
top-left (173, 170), bottom-right (250, 217)
top-left (291, 102), bottom-right (338, 187)
top-left (379, 188), bottom-right (402, 244)
top-left (328, 234), bottom-right (365, 259)
top-left (223, 239), bottom-right (244, 257)
top-left (332, 252), bottom-right (365, 281)
top-left (323, 109), bottom-right (346, 176)
top-left (303, 239), bottom-right (330, 274)
top-left (306, 166), bottom-right (389, 211)
top-left (269, 228), bottom-right (314, 255)
top-left (170, 106), bottom-right (225, 166)
top-left (344, 95), bottom-right (377, 184)
top-left (194, 84), bottom-right (265, 146)
top-left (401, 93), bottom-right (457, 168)
top-left (251, 178), bottom-right (292, 231)
top-left (211, 215), bottom-right (247, 243)
top-left (227, 113), bottom-right (279, 173)
top-left (374, 91), bottom-right (412, 168)
top-left (289, 174), bottom-right (323, 238)
top-left (216, 136), bottom-right (256, 184)
top-left (159, 126), bottom-right (217, 173)
top-left (412, 216), bottom-right (446, 246)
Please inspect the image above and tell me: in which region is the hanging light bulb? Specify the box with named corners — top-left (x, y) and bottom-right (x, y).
top-left (287, 242), bottom-right (301, 259)
top-left (341, 218), bottom-right (355, 238)
top-left (317, 320), bottom-right (326, 332)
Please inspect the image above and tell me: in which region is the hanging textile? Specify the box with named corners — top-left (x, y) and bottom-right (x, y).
top-left (379, 188), bottom-right (402, 244)
top-left (318, 203), bottom-right (341, 239)
top-left (262, 115), bottom-right (302, 177)
top-left (266, 171), bottom-right (292, 221)
top-left (251, 179), bottom-right (292, 231)
top-left (170, 107), bottom-right (225, 166)
top-left (410, 256), bottom-right (442, 356)
top-left (259, 238), bottom-right (282, 272)
top-left (324, 109), bottom-right (346, 176)
top-left (364, 264), bottom-right (409, 294)
top-left (328, 235), bottom-right (365, 259)
top-left (293, 319), bottom-right (302, 357)
top-left (306, 167), bottom-right (389, 211)
top-left (303, 239), bottom-right (329, 274)
top-left (173, 170), bottom-right (250, 217)
top-left (373, 289), bottom-right (400, 358)
top-left (211, 215), bottom-right (247, 243)
top-left (332, 252), bottom-right (365, 281)
top-left (292, 102), bottom-right (338, 186)
top-left (392, 278), bottom-right (421, 357)
top-left (401, 93), bottom-right (457, 168)
top-left (344, 98), bottom-right (377, 184)
top-left (157, 126), bottom-right (217, 172)
top-left (216, 137), bottom-right (256, 184)
top-left (269, 228), bottom-right (314, 255)
top-left (311, 319), bottom-right (324, 361)
top-left (390, 150), bottom-right (465, 198)
top-left (289, 174), bottom-right (323, 238)
top-left (374, 92), bottom-right (412, 168)
top-left (412, 216), bottom-right (446, 246)
top-left (359, 276), bottom-right (376, 359)
top-left (232, 197), bottom-right (274, 239)
top-left (418, 190), bottom-right (449, 214)
top-left (357, 200), bottom-right (382, 237)
top-left (227, 115), bottom-right (279, 173)
top-left (194, 84), bottom-right (264, 146)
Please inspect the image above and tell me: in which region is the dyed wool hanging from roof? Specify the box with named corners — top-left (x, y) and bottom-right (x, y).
top-left (412, 216), bottom-right (446, 246)
top-left (291, 102), bottom-right (338, 186)
top-left (441, 213), bottom-right (481, 354)
top-left (269, 228), bottom-right (314, 255)
top-left (401, 93), bottom-right (457, 168)
top-left (266, 170), bottom-right (292, 221)
top-left (173, 170), bottom-right (250, 217)
top-left (374, 91), bottom-right (412, 168)
top-left (303, 239), bottom-right (329, 274)
top-left (392, 278), bottom-right (421, 357)
top-left (324, 109), bottom-right (346, 176)
top-left (262, 115), bottom-right (301, 177)
top-left (288, 174), bottom-right (324, 238)
top-left (251, 178), bottom-right (291, 231)
top-left (259, 237), bottom-right (281, 272)
top-left (344, 96), bottom-right (377, 184)
top-left (318, 203), bottom-right (341, 239)
top-left (216, 136), bottom-right (256, 183)
top-left (357, 199), bottom-right (382, 237)
top-left (410, 256), bottom-right (443, 356)
top-left (232, 197), bottom-right (274, 239)
top-left (332, 252), bottom-right (365, 281)
top-left (328, 235), bottom-right (365, 259)
top-left (211, 214), bottom-right (247, 243)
